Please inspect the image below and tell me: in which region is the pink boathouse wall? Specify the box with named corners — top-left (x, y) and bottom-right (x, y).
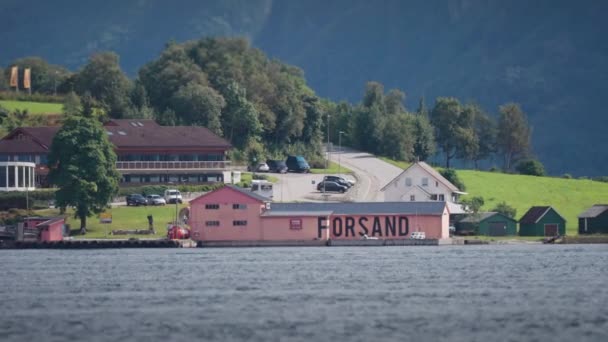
top-left (188, 186), bottom-right (449, 241)
top-left (38, 219), bottom-right (64, 241)
top-left (24, 217), bottom-right (65, 241)
top-left (189, 186), bottom-right (266, 241)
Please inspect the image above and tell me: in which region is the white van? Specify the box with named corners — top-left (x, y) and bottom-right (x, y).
top-left (251, 180), bottom-right (273, 199)
top-left (164, 189), bottom-right (182, 204)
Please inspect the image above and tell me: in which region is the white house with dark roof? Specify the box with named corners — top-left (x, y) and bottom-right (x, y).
top-left (380, 161), bottom-right (467, 214)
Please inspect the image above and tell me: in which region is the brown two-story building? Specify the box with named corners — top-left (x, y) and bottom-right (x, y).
top-left (0, 119), bottom-right (232, 190)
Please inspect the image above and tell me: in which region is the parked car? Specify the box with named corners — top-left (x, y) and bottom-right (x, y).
top-left (164, 189), bottom-right (183, 204)
top-left (323, 175), bottom-right (353, 188)
top-left (255, 162), bottom-right (270, 172)
top-left (146, 194), bottom-right (166, 206)
top-left (126, 194), bottom-right (148, 206)
top-left (410, 231), bottom-right (426, 239)
top-left (317, 180), bottom-right (348, 193)
top-left (286, 155), bottom-right (310, 173)
top-left (266, 159), bottom-right (288, 173)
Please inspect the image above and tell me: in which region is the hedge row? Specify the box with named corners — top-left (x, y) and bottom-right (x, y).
top-left (117, 183), bottom-right (225, 197)
top-left (0, 91), bottom-right (65, 103)
top-left (0, 190), bottom-right (56, 210)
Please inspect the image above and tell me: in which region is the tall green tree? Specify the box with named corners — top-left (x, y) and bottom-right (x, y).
top-left (48, 97), bottom-right (120, 231)
top-left (412, 114), bottom-right (436, 161)
top-left (416, 96), bottom-right (428, 117)
top-left (222, 82), bottom-right (262, 149)
top-left (431, 97), bottom-right (466, 168)
top-left (496, 103), bottom-right (531, 170)
top-left (354, 82), bottom-right (387, 154)
top-left (170, 82), bottom-right (225, 134)
top-left (301, 95), bottom-right (324, 151)
top-left (62, 91), bottom-right (82, 117)
top-left (471, 106), bottom-right (496, 169)
top-left (74, 52), bottom-right (133, 118)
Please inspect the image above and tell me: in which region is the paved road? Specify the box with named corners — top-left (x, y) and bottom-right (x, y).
top-left (271, 148), bottom-right (403, 202)
top-left (329, 149), bottom-right (403, 201)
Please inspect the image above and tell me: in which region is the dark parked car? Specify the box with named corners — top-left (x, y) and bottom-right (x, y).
top-left (317, 180), bottom-right (348, 193)
top-left (126, 194), bottom-right (148, 206)
top-left (266, 160), bottom-right (288, 173)
top-left (286, 155), bottom-right (310, 173)
top-left (323, 175), bottom-right (352, 188)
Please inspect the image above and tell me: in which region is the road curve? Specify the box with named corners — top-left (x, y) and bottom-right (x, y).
top-left (329, 148), bottom-right (403, 201)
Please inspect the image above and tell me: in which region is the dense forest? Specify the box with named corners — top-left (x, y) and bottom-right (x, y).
top-left (1, 0), bottom-right (607, 175)
top-left (2, 38), bottom-right (538, 176)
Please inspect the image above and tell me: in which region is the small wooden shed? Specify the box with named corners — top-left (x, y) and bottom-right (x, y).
top-left (519, 206), bottom-right (566, 236)
top-left (578, 204), bottom-right (608, 234)
top-left (457, 212), bottom-right (517, 236)
top-left (24, 216), bottom-right (65, 242)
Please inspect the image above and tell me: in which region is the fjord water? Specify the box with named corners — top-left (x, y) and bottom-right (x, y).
top-left (0, 245), bottom-right (606, 342)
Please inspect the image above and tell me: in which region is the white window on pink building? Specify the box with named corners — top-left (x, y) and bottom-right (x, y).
top-left (232, 204), bottom-right (247, 210)
top-left (290, 219), bottom-right (302, 230)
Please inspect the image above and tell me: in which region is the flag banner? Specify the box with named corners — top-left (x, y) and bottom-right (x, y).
top-left (10, 66), bottom-right (18, 87)
top-left (23, 68), bottom-right (31, 89)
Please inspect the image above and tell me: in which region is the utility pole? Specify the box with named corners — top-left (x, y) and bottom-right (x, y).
top-left (324, 113), bottom-right (330, 195)
top-left (338, 131), bottom-right (344, 176)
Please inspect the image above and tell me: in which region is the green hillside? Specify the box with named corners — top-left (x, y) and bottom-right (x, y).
top-left (381, 158), bottom-right (607, 235)
top-left (0, 100), bottom-right (63, 114)
top-left (459, 171), bottom-right (607, 235)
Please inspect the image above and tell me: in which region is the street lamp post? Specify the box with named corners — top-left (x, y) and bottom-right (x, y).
top-left (53, 71), bottom-right (59, 96)
top-left (324, 113), bottom-right (330, 194)
top-left (338, 131), bottom-right (344, 176)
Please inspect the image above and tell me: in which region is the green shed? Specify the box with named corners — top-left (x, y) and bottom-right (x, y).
top-left (578, 205), bottom-right (608, 234)
top-left (456, 212), bottom-right (517, 236)
top-left (519, 206), bottom-right (566, 236)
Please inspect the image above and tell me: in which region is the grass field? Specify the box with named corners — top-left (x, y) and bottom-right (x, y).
top-left (0, 100), bottom-right (63, 114)
top-left (380, 157), bottom-right (608, 236)
top-left (37, 204), bottom-right (189, 239)
top-left (311, 161), bottom-right (353, 174)
top-left (459, 171), bottom-right (608, 235)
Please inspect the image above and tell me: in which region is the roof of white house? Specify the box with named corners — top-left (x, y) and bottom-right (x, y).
top-left (380, 161), bottom-right (462, 192)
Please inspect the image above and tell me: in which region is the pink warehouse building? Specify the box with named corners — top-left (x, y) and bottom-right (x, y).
top-left (189, 186), bottom-right (449, 242)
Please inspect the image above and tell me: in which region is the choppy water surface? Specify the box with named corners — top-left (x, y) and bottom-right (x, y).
top-left (0, 245), bottom-right (607, 342)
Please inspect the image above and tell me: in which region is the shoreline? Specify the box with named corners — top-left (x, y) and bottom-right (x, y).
top-left (2, 236), bottom-right (607, 249)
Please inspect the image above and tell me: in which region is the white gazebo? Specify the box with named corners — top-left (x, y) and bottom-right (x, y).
top-left (0, 161), bottom-right (36, 191)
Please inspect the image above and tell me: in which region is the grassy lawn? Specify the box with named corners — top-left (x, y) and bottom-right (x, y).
top-left (36, 204), bottom-right (188, 239)
top-left (0, 100), bottom-right (63, 114)
top-left (310, 161), bottom-right (353, 174)
top-left (459, 171), bottom-right (608, 236)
